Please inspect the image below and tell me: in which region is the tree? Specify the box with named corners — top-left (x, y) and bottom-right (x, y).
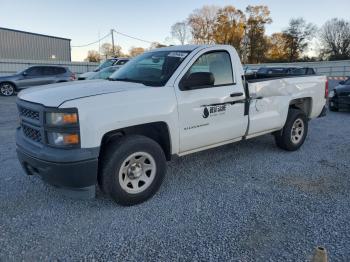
top-left (245, 5), bottom-right (272, 63)
top-left (320, 18), bottom-right (350, 60)
top-left (213, 6), bottom-right (246, 56)
top-left (149, 42), bottom-right (167, 49)
top-left (266, 33), bottom-right (289, 62)
top-left (283, 18), bottom-right (316, 62)
top-left (188, 5), bottom-right (219, 44)
top-left (129, 47), bottom-right (145, 57)
top-left (171, 21), bottom-right (190, 45)
top-left (100, 43), bottom-right (123, 58)
top-left (85, 50), bottom-right (101, 62)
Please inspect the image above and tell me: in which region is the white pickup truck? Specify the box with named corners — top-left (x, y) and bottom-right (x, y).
top-left (16, 45), bottom-right (327, 205)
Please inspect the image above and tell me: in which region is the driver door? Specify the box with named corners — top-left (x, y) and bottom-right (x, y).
top-left (175, 49), bottom-right (248, 153)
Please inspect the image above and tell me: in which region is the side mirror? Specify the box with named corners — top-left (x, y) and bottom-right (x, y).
top-left (339, 81), bottom-right (345, 85)
top-left (22, 71), bottom-right (27, 76)
top-left (180, 72), bottom-right (215, 90)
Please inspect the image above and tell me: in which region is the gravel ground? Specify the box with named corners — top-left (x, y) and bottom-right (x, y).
top-left (0, 95), bottom-right (349, 261)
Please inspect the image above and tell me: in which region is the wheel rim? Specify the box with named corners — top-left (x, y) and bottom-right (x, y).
top-left (0, 84), bottom-right (14, 96)
top-left (291, 118), bottom-right (304, 144)
top-left (118, 152), bottom-right (156, 194)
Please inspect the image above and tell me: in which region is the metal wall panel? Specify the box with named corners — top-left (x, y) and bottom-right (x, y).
top-left (0, 28), bottom-right (71, 61)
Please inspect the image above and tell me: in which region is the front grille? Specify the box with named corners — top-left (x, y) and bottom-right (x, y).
top-left (19, 107), bottom-right (40, 121)
top-left (22, 124), bottom-right (42, 143)
top-left (338, 92), bottom-right (350, 97)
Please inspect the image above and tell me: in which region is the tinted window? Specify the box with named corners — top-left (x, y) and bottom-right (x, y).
top-left (307, 68), bottom-right (315, 75)
top-left (25, 67), bottom-right (41, 76)
top-left (344, 78), bottom-right (350, 85)
top-left (186, 51), bottom-right (233, 86)
top-left (54, 67), bottom-right (66, 74)
top-left (41, 67), bottom-right (57, 75)
top-left (289, 68), bottom-right (307, 75)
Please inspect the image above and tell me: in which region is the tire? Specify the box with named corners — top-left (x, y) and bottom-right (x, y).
top-left (0, 82), bottom-right (15, 96)
top-left (100, 135), bottom-right (166, 206)
top-left (274, 109), bottom-right (308, 151)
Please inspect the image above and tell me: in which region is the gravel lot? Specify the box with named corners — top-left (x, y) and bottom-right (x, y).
top-left (0, 95), bottom-right (349, 261)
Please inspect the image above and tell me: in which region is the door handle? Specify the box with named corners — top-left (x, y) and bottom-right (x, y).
top-left (230, 92), bottom-right (244, 97)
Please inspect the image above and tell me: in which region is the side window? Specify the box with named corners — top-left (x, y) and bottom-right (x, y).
top-left (26, 67), bottom-right (41, 76)
top-left (184, 51), bottom-right (234, 88)
top-left (41, 67), bottom-right (56, 75)
top-left (54, 67), bottom-right (66, 74)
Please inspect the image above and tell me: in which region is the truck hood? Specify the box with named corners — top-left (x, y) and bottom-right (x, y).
top-left (18, 80), bottom-right (147, 107)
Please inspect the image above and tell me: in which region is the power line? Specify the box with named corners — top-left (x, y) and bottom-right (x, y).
top-left (71, 29), bottom-right (161, 48)
top-left (71, 32), bottom-right (111, 48)
top-left (113, 29), bottom-right (155, 44)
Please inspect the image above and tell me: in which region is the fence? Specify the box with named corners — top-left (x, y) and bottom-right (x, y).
top-left (246, 60), bottom-right (350, 77)
top-left (1, 58), bottom-right (350, 78)
top-left (0, 58), bottom-right (99, 76)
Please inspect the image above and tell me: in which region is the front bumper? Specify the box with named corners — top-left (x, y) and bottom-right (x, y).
top-left (329, 96), bottom-right (350, 110)
top-left (16, 128), bottom-right (99, 193)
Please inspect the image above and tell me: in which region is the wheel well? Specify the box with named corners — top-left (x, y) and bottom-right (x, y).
top-left (289, 97), bottom-right (312, 118)
top-left (100, 122), bottom-right (172, 161)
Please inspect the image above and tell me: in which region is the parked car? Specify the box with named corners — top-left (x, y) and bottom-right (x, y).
top-left (0, 66), bottom-right (75, 96)
top-left (78, 58), bottom-right (129, 80)
top-left (16, 45), bottom-right (327, 206)
top-left (329, 77), bottom-right (350, 111)
top-left (86, 66), bottom-right (122, 80)
top-left (247, 66), bottom-right (316, 80)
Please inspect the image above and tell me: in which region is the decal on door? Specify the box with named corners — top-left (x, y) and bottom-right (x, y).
top-left (202, 104), bottom-right (227, 118)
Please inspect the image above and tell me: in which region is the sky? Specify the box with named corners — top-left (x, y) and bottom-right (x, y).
top-left (1, 0), bottom-right (349, 61)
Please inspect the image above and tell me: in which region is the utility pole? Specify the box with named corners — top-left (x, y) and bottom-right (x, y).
top-left (111, 29), bottom-right (115, 57)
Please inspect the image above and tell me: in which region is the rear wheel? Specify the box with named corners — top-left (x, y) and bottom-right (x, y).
top-left (274, 109), bottom-right (308, 151)
top-left (0, 82), bottom-right (15, 96)
top-left (100, 135), bottom-right (166, 206)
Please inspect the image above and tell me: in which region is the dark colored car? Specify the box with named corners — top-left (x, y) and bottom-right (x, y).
top-left (329, 77), bottom-right (350, 111)
top-left (254, 67), bottom-right (316, 79)
top-left (0, 66), bottom-right (76, 96)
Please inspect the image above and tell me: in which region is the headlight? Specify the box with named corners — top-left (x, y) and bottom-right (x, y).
top-left (47, 132), bottom-right (79, 146)
top-left (46, 112), bottom-right (78, 126)
top-left (329, 90), bottom-right (335, 98)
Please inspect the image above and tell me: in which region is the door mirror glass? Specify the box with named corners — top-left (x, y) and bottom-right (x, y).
top-left (181, 72), bottom-right (215, 90)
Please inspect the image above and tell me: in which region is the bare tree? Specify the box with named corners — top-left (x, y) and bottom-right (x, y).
top-left (85, 50), bottom-right (101, 62)
top-left (149, 42), bottom-right (167, 50)
top-left (171, 21), bottom-right (190, 45)
top-left (188, 5), bottom-right (219, 44)
top-left (100, 43), bottom-right (123, 58)
top-left (320, 18), bottom-right (350, 60)
top-left (283, 18), bottom-right (316, 62)
top-left (129, 47), bottom-right (145, 57)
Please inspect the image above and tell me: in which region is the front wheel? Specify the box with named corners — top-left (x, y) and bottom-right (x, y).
top-left (100, 135), bottom-right (166, 206)
top-left (274, 109), bottom-right (308, 151)
top-left (0, 83), bottom-right (15, 96)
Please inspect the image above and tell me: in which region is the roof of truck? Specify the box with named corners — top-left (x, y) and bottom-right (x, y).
top-left (152, 45), bottom-right (206, 52)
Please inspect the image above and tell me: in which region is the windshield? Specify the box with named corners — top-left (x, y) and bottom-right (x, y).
top-left (95, 59), bottom-right (117, 71)
top-left (88, 66), bottom-right (120, 80)
top-left (109, 51), bottom-right (190, 86)
top-left (343, 78), bottom-right (350, 85)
